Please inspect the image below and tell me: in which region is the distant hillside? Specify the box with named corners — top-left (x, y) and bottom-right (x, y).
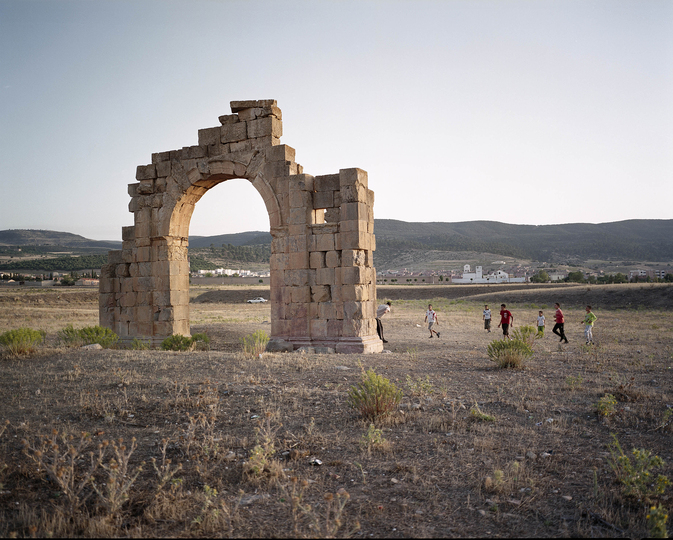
top-left (0, 230), bottom-right (121, 250)
top-left (374, 219), bottom-right (673, 263)
top-left (189, 231), bottom-right (271, 248)
top-left (2, 219), bottom-right (672, 272)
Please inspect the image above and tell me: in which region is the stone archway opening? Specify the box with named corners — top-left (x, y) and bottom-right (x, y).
top-left (100, 100), bottom-right (382, 353)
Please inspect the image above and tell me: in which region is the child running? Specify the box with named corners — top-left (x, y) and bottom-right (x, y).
top-left (583, 305), bottom-right (597, 344)
top-left (497, 304), bottom-right (513, 340)
top-left (537, 310), bottom-right (545, 337)
top-left (425, 304), bottom-right (441, 338)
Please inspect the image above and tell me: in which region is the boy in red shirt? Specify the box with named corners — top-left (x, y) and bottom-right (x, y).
top-left (552, 302), bottom-right (569, 343)
top-left (497, 303), bottom-right (513, 340)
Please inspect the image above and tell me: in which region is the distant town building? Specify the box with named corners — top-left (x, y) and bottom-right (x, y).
top-left (451, 264), bottom-right (526, 284)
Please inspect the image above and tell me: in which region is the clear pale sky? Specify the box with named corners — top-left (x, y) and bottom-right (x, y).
top-left (1, 0), bottom-right (671, 241)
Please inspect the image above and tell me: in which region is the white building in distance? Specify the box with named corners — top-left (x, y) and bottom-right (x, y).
top-left (452, 264), bottom-right (526, 284)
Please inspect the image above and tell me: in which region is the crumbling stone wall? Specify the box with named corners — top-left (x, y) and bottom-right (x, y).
top-left (99, 100), bottom-right (382, 353)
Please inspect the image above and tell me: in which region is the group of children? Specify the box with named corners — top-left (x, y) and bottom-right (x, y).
top-left (483, 302), bottom-right (598, 345)
top-left (376, 301), bottom-right (598, 345)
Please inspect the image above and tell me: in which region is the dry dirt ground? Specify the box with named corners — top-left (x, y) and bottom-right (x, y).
top-left (0, 283), bottom-right (672, 538)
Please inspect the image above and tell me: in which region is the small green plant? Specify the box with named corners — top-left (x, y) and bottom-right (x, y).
top-left (130, 338), bottom-right (150, 350)
top-left (596, 393), bottom-right (618, 417)
top-left (405, 374), bottom-right (433, 397)
top-left (57, 324), bottom-right (119, 348)
top-left (0, 327), bottom-right (45, 356)
top-left (347, 369), bottom-right (402, 420)
top-left (511, 325), bottom-right (539, 346)
top-left (243, 411), bottom-right (284, 485)
top-left (566, 374), bottom-right (584, 391)
top-left (406, 347), bottom-right (418, 361)
top-left (191, 333), bottom-right (211, 351)
top-left (608, 434), bottom-right (670, 502)
top-left (360, 424), bottom-right (390, 454)
top-left (241, 329), bottom-right (269, 357)
top-left (487, 339), bottom-right (533, 369)
top-left (470, 402), bottom-right (496, 422)
top-left (647, 504), bottom-right (669, 538)
top-left (161, 334), bottom-right (194, 351)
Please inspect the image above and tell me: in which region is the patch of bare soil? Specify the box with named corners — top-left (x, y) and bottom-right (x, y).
top-left (0, 286), bottom-right (672, 538)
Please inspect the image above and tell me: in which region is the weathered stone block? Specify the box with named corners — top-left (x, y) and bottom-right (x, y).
top-left (266, 145), bottom-right (295, 162)
top-left (310, 319), bottom-right (328, 337)
top-left (230, 99), bottom-right (277, 112)
top-left (218, 114), bottom-right (240, 125)
top-left (339, 230), bottom-right (370, 250)
top-left (136, 164), bottom-right (157, 180)
top-left (315, 174), bottom-right (340, 192)
top-left (285, 269), bottom-right (309, 287)
top-left (313, 190), bottom-right (334, 209)
top-left (311, 285), bottom-right (331, 303)
top-left (316, 267), bottom-right (335, 285)
top-left (309, 251), bottom-right (325, 269)
top-left (341, 202), bottom-right (369, 222)
top-left (342, 249), bottom-right (366, 267)
top-left (156, 161), bottom-right (171, 177)
top-left (290, 286), bottom-right (311, 303)
top-left (341, 266), bottom-right (367, 285)
top-left (325, 250), bottom-right (340, 268)
top-left (247, 117), bottom-right (282, 139)
top-left (221, 122), bottom-right (247, 143)
top-left (198, 127), bottom-right (221, 147)
top-left (289, 251), bottom-right (309, 269)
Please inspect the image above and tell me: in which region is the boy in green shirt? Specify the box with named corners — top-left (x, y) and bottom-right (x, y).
top-left (583, 305), bottom-right (597, 344)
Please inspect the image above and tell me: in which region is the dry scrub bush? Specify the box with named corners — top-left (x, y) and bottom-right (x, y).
top-left (243, 411), bottom-right (284, 486)
top-left (487, 339), bottom-right (533, 369)
top-left (240, 329), bottom-right (269, 357)
top-left (347, 369), bottom-right (402, 420)
top-left (0, 328), bottom-right (45, 356)
top-left (284, 477), bottom-right (358, 538)
top-left (90, 438), bottom-right (143, 519)
top-left (23, 430), bottom-right (103, 517)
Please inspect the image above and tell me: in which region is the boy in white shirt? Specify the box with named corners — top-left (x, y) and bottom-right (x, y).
top-left (376, 301), bottom-right (392, 343)
top-left (537, 310), bottom-right (545, 337)
top-left (483, 305), bottom-right (492, 332)
top-left (425, 304), bottom-right (441, 338)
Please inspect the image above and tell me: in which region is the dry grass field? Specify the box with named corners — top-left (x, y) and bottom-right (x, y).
top-left (0, 283), bottom-right (672, 538)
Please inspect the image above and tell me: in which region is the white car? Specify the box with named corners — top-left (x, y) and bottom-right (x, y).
top-left (247, 297), bottom-right (268, 303)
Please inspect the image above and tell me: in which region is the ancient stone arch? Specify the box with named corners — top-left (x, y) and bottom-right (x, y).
top-left (99, 100), bottom-right (382, 353)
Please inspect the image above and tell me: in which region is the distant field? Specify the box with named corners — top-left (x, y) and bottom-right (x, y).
top-left (0, 284), bottom-right (672, 537)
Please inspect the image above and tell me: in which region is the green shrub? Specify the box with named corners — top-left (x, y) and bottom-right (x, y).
top-left (57, 324), bottom-right (119, 348)
top-left (487, 339), bottom-right (533, 369)
top-left (608, 434), bottom-right (670, 502)
top-left (78, 326), bottom-right (119, 348)
top-left (0, 328), bottom-right (46, 356)
top-left (511, 325), bottom-right (539, 346)
top-left (241, 330), bottom-right (269, 357)
top-left (347, 369), bottom-right (402, 420)
top-left (57, 324), bottom-right (83, 347)
top-left (647, 504), bottom-right (669, 538)
top-left (161, 334), bottom-right (194, 352)
top-left (129, 338), bottom-right (150, 350)
top-left (596, 393), bottom-right (617, 417)
top-left (191, 333), bottom-right (211, 351)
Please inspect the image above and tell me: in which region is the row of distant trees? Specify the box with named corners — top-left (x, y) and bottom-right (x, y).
top-left (530, 270), bottom-right (673, 284)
